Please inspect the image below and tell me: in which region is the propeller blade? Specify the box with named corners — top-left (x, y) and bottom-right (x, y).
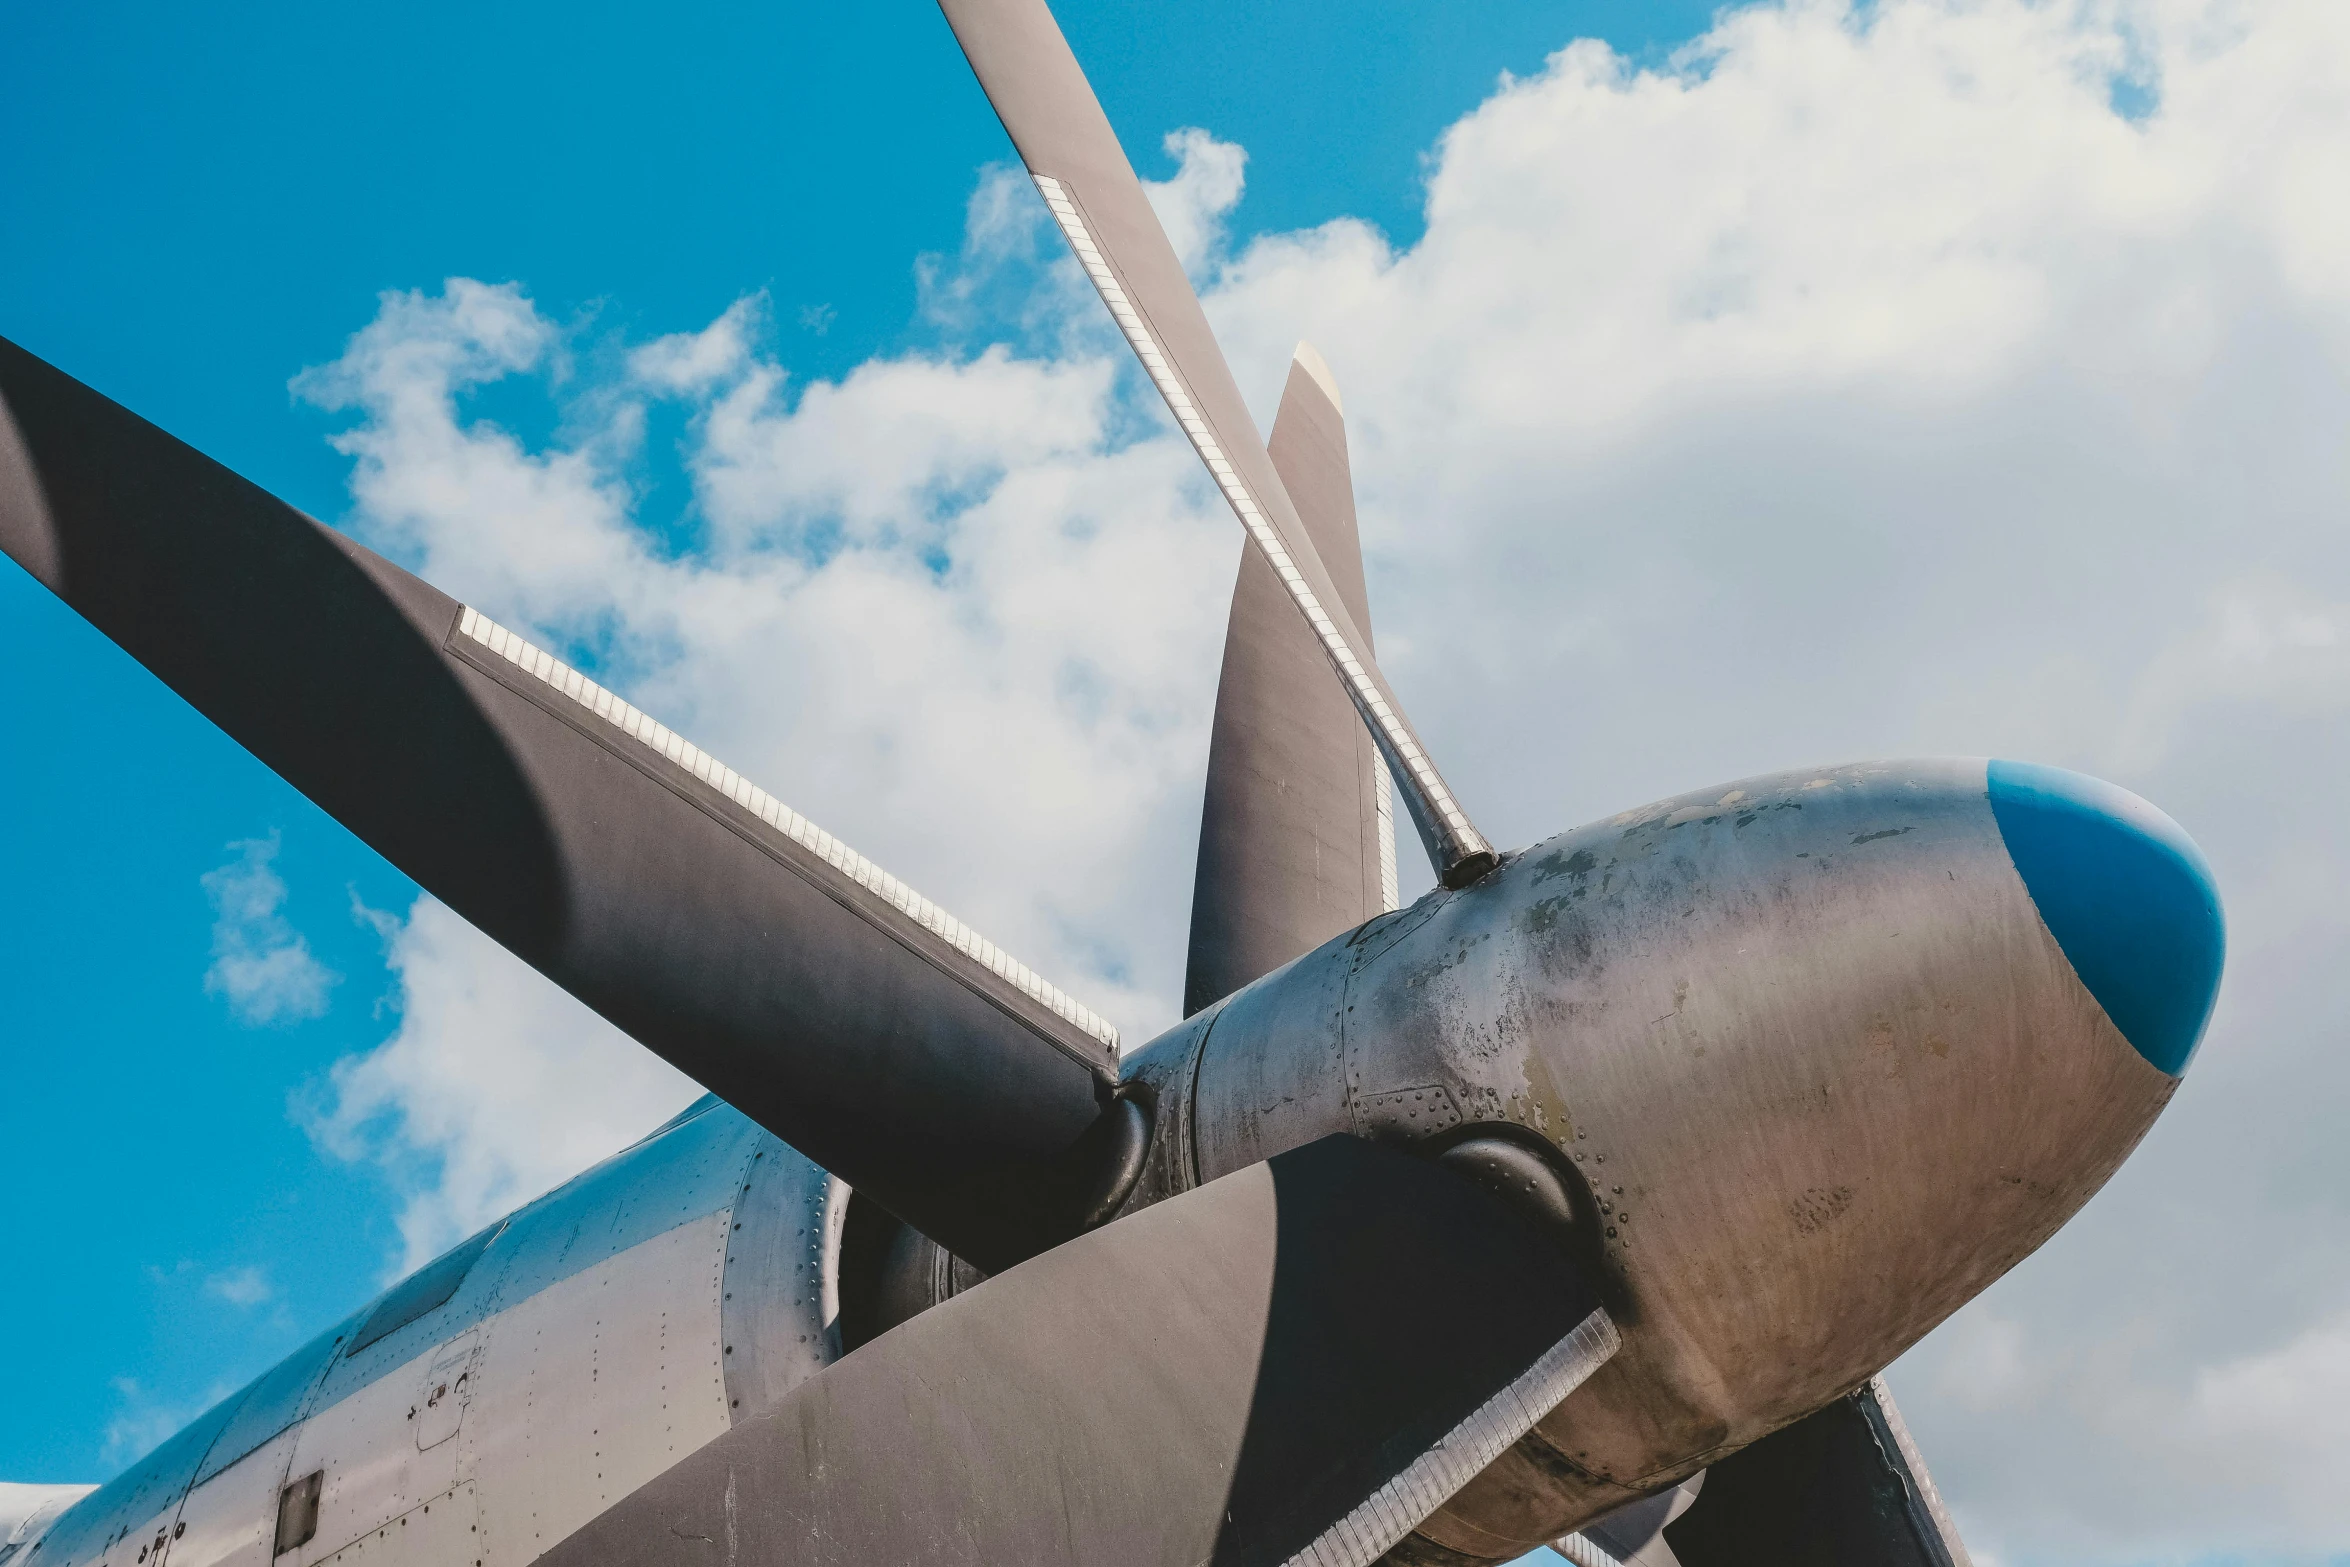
top-left (935, 0), bottom-right (1497, 889)
top-left (0, 334), bottom-right (1141, 1273)
top-left (1186, 343), bottom-right (1397, 1016)
top-left (1664, 1378), bottom-right (1972, 1567)
top-left (539, 1134), bottom-right (1618, 1567)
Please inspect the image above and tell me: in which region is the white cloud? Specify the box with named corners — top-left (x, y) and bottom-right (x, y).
top-left (2188, 1310), bottom-right (2350, 1512)
top-left (202, 1266), bottom-right (274, 1309)
top-left (309, 897), bottom-right (703, 1273)
top-left (1144, 128), bottom-right (1249, 275)
top-left (200, 834), bottom-right (337, 1026)
top-left (2113, 575), bottom-right (2350, 769)
top-left (1894, 1298), bottom-right (2350, 1560)
top-left (293, 0), bottom-right (2350, 1557)
top-left (100, 1378), bottom-right (224, 1470)
top-left (292, 279), bottom-right (647, 652)
top-left (294, 237), bottom-right (1230, 1278)
top-left (630, 295), bottom-right (762, 395)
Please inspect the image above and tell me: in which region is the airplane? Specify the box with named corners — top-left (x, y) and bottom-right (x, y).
top-left (0, 0), bottom-right (2225, 1563)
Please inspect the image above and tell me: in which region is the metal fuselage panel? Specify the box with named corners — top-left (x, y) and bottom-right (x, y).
top-left (26, 1102), bottom-right (844, 1567)
top-left (0, 1490), bottom-right (96, 1567)
top-left (1126, 759), bottom-right (2177, 1554)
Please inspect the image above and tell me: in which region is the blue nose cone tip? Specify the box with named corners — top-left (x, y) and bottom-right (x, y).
top-left (1987, 760), bottom-right (2224, 1076)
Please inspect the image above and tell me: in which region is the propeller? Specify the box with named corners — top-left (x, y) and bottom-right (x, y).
top-left (1152, 155), bottom-right (1984, 1567)
top-left (0, 335), bottom-right (1136, 1274)
top-left (537, 1134), bottom-right (1619, 1567)
top-left (848, 337), bottom-right (1406, 1335)
top-left (935, 0), bottom-right (1497, 890)
top-left (0, 0), bottom-right (2001, 1555)
top-left (1186, 341), bottom-right (1397, 1017)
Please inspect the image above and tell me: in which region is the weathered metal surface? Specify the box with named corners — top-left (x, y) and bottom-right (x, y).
top-left (1193, 921), bottom-right (1356, 1185)
top-left (1111, 999), bottom-right (1221, 1216)
top-left (1150, 759), bottom-right (2180, 1558)
top-left (718, 1144), bottom-right (847, 1420)
top-left (460, 1213), bottom-right (733, 1563)
top-left (1186, 343), bottom-right (1395, 1016)
top-left (311, 1482), bottom-right (476, 1566)
top-left (0, 1488), bottom-right (92, 1566)
top-left (346, 1227), bottom-right (503, 1356)
top-left (157, 1426), bottom-right (302, 1567)
top-left (25, 1105), bottom-right (851, 1567)
top-left (184, 1326), bottom-right (345, 1494)
top-left (26, 1391), bottom-right (243, 1565)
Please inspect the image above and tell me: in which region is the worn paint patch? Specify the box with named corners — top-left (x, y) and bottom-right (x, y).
top-left (1788, 1187), bottom-right (1856, 1236)
top-left (1532, 845), bottom-right (1601, 884)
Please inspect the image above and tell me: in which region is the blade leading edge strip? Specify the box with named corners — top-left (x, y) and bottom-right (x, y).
top-left (1551, 1536), bottom-right (1628, 1567)
top-left (1375, 763), bottom-right (1401, 913)
top-left (1863, 1376), bottom-right (1975, 1567)
top-left (1285, 1307), bottom-right (1622, 1567)
top-left (454, 606), bottom-right (1120, 1061)
top-left (1030, 175), bottom-right (1495, 887)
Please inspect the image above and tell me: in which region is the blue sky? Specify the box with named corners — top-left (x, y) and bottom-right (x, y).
top-left (9, 2), bottom-right (2350, 1564)
top-left (0, 0), bottom-right (1715, 1489)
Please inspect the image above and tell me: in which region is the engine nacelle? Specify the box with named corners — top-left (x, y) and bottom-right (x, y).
top-left (1121, 758), bottom-right (2219, 1558)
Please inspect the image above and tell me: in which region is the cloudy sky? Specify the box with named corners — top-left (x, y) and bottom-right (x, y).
top-left (5, 1), bottom-right (2348, 1563)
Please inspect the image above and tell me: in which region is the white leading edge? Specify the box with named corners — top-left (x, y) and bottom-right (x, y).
top-left (1032, 175), bottom-right (1493, 879)
top-left (453, 606), bottom-right (1121, 1062)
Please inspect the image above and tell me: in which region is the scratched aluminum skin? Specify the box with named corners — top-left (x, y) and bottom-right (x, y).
top-left (1123, 758), bottom-right (2176, 1560)
top-left (23, 1103), bottom-right (845, 1567)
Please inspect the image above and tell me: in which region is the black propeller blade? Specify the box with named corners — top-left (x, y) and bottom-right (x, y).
top-left (539, 1134), bottom-right (1618, 1567)
top-left (936, 0), bottom-right (1498, 889)
top-left (0, 334), bottom-right (1138, 1273)
top-left (1666, 1379), bottom-right (1972, 1567)
top-left (1186, 343), bottom-right (1395, 1017)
